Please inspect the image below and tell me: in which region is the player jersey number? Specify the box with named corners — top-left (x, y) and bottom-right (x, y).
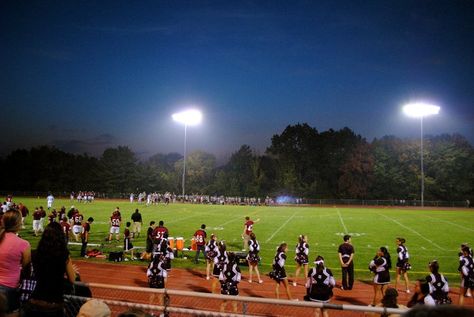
top-left (111, 218), bottom-right (121, 226)
top-left (195, 234), bottom-right (204, 243)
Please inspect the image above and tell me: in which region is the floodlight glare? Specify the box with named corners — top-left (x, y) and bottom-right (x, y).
top-left (172, 109), bottom-right (202, 126)
top-left (403, 103), bottom-right (440, 118)
top-left (172, 108), bottom-right (203, 197)
top-left (402, 101), bottom-right (440, 208)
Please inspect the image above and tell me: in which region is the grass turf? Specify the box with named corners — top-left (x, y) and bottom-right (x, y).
top-left (16, 197), bottom-right (473, 281)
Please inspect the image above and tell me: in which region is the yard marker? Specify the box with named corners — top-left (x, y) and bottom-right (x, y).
top-left (335, 207), bottom-right (349, 233)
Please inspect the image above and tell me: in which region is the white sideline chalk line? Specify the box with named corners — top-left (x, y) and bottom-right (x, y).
top-left (265, 212), bottom-right (297, 243)
top-left (424, 215), bottom-right (474, 233)
top-left (379, 214), bottom-right (446, 251)
top-left (336, 208), bottom-right (349, 233)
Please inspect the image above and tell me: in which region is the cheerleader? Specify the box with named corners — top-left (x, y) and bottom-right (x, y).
top-left (426, 260), bottom-right (451, 305)
top-left (147, 253), bottom-right (167, 307)
top-left (219, 252), bottom-right (241, 313)
top-left (458, 246), bottom-right (474, 305)
top-left (269, 243), bottom-right (292, 300)
top-left (369, 246), bottom-right (392, 306)
top-left (247, 232), bottom-right (263, 284)
top-left (395, 237), bottom-right (411, 293)
top-left (304, 256), bottom-right (335, 317)
top-left (205, 234), bottom-right (218, 280)
top-left (212, 241), bottom-right (228, 293)
top-left (147, 253), bottom-right (167, 289)
top-left (293, 235), bottom-right (309, 287)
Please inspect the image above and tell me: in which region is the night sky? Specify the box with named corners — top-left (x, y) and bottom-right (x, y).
top-left (1, 1), bottom-right (473, 162)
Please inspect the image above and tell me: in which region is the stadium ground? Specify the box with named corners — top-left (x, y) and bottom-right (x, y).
top-left (18, 197), bottom-right (474, 281)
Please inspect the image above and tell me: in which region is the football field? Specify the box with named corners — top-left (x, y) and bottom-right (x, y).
top-left (17, 197), bottom-right (474, 281)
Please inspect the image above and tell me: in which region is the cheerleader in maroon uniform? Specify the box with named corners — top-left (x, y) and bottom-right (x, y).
top-left (246, 233), bottom-right (263, 284)
top-left (293, 235), bottom-right (309, 286)
top-left (369, 246), bottom-right (392, 306)
top-left (269, 243), bottom-right (292, 300)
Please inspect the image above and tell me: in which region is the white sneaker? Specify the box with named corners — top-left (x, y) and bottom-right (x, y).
top-left (124, 258), bottom-right (129, 261)
top-left (292, 282), bottom-right (297, 287)
top-left (258, 280), bottom-right (263, 284)
top-left (206, 276), bottom-right (210, 280)
top-left (406, 289), bottom-right (411, 294)
top-left (248, 280), bottom-right (252, 283)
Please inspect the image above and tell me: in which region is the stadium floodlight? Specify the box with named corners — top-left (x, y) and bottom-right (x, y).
top-left (172, 109), bottom-right (203, 197)
top-left (402, 102), bottom-right (440, 207)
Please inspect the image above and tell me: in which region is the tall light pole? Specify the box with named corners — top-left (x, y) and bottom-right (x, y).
top-left (403, 102), bottom-right (440, 207)
top-left (172, 109), bottom-right (202, 197)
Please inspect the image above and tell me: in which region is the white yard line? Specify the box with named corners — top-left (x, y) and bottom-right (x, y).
top-left (265, 212), bottom-right (297, 243)
top-left (336, 208), bottom-right (349, 233)
top-left (424, 215), bottom-right (474, 233)
top-left (379, 214), bottom-right (446, 250)
top-left (218, 214), bottom-right (246, 227)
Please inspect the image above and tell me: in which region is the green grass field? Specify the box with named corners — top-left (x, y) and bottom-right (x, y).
top-left (16, 197), bottom-right (474, 282)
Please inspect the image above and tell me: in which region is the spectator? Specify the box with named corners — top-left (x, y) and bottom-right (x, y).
top-left (0, 210), bottom-right (31, 313)
top-left (77, 299), bottom-right (111, 317)
top-left (366, 287), bottom-right (407, 317)
top-left (22, 222), bottom-right (77, 317)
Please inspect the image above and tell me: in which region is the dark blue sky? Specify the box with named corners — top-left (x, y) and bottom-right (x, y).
top-left (1, 1), bottom-right (473, 161)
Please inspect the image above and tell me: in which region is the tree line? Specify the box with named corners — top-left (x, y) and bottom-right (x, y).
top-left (1, 123), bottom-right (473, 201)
